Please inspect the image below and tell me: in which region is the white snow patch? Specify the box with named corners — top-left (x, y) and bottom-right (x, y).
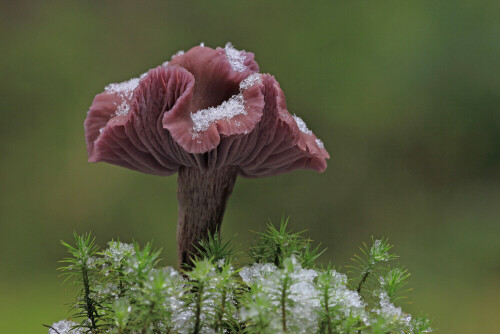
top-left (242, 257), bottom-right (320, 334)
top-left (115, 100), bottom-right (131, 116)
top-left (292, 115), bottom-right (313, 135)
top-left (191, 95), bottom-right (246, 133)
top-left (376, 291), bottom-right (409, 325)
top-left (225, 42), bottom-right (246, 72)
top-left (190, 73), bottom-right (261, 136)
top-left (105, 77), bottom-right (140, 97)
top-left (239, 73), bottom-right (262, 90)
top-left (105, 77), bottom-right (140, 117)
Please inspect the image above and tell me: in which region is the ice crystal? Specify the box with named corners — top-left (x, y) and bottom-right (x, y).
top-left (85, 256), bottom-right (96, 269)
top-left (239, 73), bottom-right (262, 90)
top-left (292, 115), bottom-right (313, 135)
top-left (191, 95), bottom-right (246, 133)
top-left (243, 257), bottom-right (320, 334)
top-left (190, 72), bottom-right (262, 135)
top-left (315, 138), bottom-right (324, 149)
top-left (239, 262), bottom-right (277, 284)
top-left (171, 50), bottom-right (185, 59)
top-left (224, 42), bottom-right (246, 72)
top-left (105, 78), bottom-right (140, 97)
top-left (103, 241), bottom-right (135, 265)
top-left (376, 291), bottom-right (406, 323)
top-left (105, 77), bottom-right (140, 117)
top-left (370, 239), bottom-right (391, 263)
top-left (48, 320), bottom-right (81, 334)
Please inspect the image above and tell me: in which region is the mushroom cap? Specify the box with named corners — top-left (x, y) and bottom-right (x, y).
top-left (84, 43), bottom-right (330, 177)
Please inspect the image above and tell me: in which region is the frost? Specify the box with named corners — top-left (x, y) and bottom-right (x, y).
top-left (103, 241), bottom-right (135, 265)
top-left (191, 95), bottom-right (245, 133)
top-left (171, 50), bottom-right (185, 59)
top-left (285, 259), bottom-right (320, 333)
top-left (216, 258), bottom-right (225, 269)
top-left (370, 239), bottom-right (391, 263)
top-left (115, 101), bottom-right (130, 116)
top-left (224, 42), bottom-right (246, 72)
top-left (172, 264), bottom-right (235, 334)
top-left (47, 320), bottom-right (81, 334)
top-left (190, 73), bottom-right (262, 136)
top-left (292, 115), bottom-right (313, 135)
top-left (105, 78), bottom-right (140, 97)
top-left (95, 282), bottom-right (119, 299)
top-left (241, 257), bottom-right (320, 333)
top-left (105, 77), bottom-right (140, 117)
top-left (239, 73), bottom-right (262, 90)
top-left (375, 291), bottom-right (411, 326)
top-left (321, 270), bottom-right (367, 322)
top-left (315, 138), bottom-right (324, 149)
top-left (85, 257), bottom-right (96, 269)
top-left (240, 263), bottom-right (277, 284)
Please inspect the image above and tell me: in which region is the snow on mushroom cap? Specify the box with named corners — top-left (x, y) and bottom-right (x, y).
top-left (191, 94), bottom-right (246, 134)
top-left (85, 43), bottom-right (329, 177)
top-left (292, 114), bottom-right (313, 135)
top-left (190, 74), bottom-right (263, 135)
top-left (105, 78), bottom-right (140, 117)
top-left (224, 42), bottom-right (247, 72)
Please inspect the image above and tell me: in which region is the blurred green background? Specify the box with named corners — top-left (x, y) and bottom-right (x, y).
top-left (1, 0), bottom-right (499, 333)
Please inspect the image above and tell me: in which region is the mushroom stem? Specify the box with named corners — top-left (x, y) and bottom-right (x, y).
top-left (176, 166), bottom-right (238, 267)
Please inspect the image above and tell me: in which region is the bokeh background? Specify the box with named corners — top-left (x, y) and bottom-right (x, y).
top-left (1, 1), bottom-right (499, 332)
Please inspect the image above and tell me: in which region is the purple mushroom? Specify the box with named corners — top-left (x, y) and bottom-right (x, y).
top-left (84, 43), bottom-right (330, 266)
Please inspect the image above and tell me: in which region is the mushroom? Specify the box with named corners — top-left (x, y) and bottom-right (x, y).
top-left (84, 43), bottom-right (330, 266)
